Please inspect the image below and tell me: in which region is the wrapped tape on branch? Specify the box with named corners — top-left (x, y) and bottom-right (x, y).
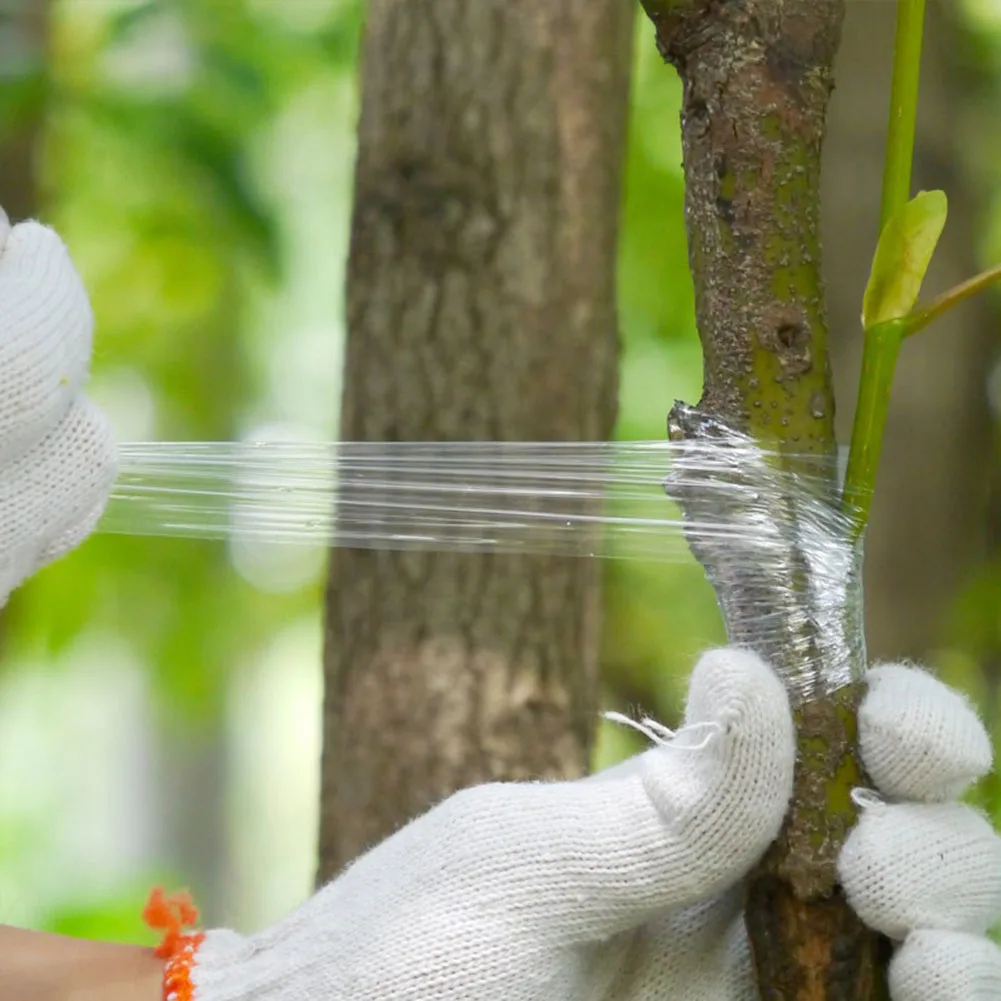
top-left (101, 408), bottom-right (864, 701)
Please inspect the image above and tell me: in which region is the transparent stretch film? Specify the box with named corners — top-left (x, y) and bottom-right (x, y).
top-left (666, 405), bottom-right (865, 703)
top-left (102, 412), bottom-right (865, 700)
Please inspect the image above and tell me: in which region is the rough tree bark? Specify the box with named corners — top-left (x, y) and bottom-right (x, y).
top-left (318, 1), bottom-right (635, 879)
top-left (640, 1), bottom-right (887, 998)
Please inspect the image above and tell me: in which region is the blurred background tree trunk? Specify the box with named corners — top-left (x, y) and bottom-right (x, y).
top-left (317, 0), bottom-right (635, 880)
top-left (823, 1), bottom-right (997, 667)
top-left (0, 0), bottom-right (48, 221)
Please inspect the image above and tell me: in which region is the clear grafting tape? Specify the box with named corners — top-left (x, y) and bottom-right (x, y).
top-left (666, 405), bottom-right (865, 702)
top-left (101, 410), bottom-right (865, 700)
top-left (105, 439), bottom-right (699, 560)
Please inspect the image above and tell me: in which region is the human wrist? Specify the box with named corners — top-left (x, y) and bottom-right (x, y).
top-left (0, 925), bottom-right (163, 1001)
top-left (65, 946), bottom-right (163, 1001)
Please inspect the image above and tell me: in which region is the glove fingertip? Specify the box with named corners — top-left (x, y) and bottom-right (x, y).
top-left (861, 663), bottom-right (992, 801)
top-left (0, 220), bottom-right (95, 460)
top-left (839, 801), bottom-right (1001, 940)
top-left (685, 647), bottom-right (791, 729)
top-left (0, 396), bottom-right (117, 606)
top-left (891, 930), bottom-right (1001, 1001)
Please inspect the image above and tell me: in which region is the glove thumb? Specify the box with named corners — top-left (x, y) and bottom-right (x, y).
top-left (475, 647), bottom-right (797, 946)
top-left (634, 648), bottom-right (796, 902)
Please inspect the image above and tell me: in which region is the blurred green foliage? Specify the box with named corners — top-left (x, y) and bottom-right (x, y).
top-left (8, 0), bottom-right (365, 710)
top-left (0, 0), bottom-right (363, 938)
top-left (0, 0), bottom-right (998, 945)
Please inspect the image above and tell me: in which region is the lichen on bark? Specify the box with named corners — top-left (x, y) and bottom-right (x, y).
top-left (641, 0), bottom-right (890, 997)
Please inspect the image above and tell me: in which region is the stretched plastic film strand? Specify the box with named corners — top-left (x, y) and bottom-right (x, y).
top-left (101, 414), bottom-right (864, 700)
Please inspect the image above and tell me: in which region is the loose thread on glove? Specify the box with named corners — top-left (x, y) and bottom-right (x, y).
top-left (143, 887), bottom-right (204, 1001)
top-left (850, 788), bottom-right (886, 811)
top-left (602, 712), bottom-right (721, 751)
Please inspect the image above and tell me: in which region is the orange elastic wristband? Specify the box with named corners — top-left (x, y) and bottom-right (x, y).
top-left (143, 887), bottom-right (205, 1001)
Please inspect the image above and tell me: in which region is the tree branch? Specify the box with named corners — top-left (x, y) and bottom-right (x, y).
top-left (640, 1), bottom-right (890, 996)
top-left (647, 0), bottom-right (841, 449)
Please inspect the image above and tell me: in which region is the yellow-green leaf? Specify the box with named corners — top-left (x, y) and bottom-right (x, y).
top-left (862, 190), bottom-right (948, 330)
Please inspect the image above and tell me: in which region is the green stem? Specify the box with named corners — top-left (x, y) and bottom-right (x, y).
top-left (843, 260), bottom-right (1001, 538)
top-left (842, 319), bottom-right (907, 531)
top-left (904, 261), bottom-right (1001, 338)
top-left (843, 0), bottom-right (926, 533)
top-left (880, 0), bottom-right (926, 228)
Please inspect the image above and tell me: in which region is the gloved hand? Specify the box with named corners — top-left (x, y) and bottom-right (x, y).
top-left (159, 649), bottom-right (1001, 1001)
top-left (0, 210), bottom-right (117, 605)
top-left (8, 213), bottom-right (997, 1000)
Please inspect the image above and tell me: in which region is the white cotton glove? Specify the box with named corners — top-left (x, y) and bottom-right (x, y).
top-left (842, 664), bottom-right (1001, 999)
top-left (0, 209), bottom-right (117, 606)
top-left (172, 649), bottom-right (1001, 1001)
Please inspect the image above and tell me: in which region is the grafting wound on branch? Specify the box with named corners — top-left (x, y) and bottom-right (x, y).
top-left (640, 1), bottom-right (890, 997)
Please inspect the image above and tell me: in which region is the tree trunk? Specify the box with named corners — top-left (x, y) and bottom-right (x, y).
top-left (317, 0), bottom-right (634, 880)
top-left (639, 1), bottom-right (888, 997)
top-left (0, 0), bottom-right (49, 221)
